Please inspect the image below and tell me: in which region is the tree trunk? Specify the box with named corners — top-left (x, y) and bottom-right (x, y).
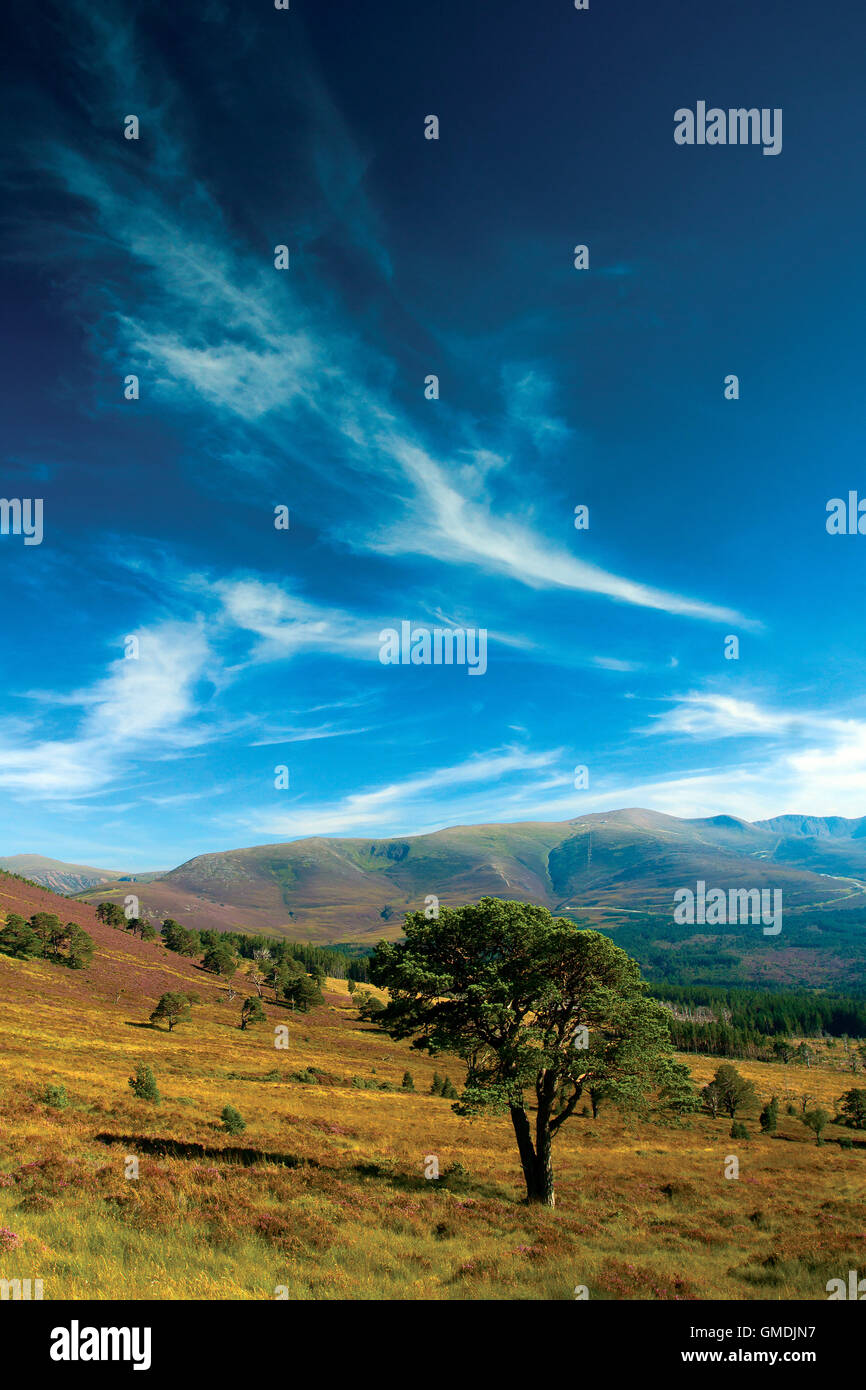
top-left (534, 1123), bottom-right (555, 1207)
top-left (534, 1072), bottom-right (557, 1207)
top-left (509, 1103), bottom-right (556, 1208)
top-left (509, 1105), bottom-right (539, 1202)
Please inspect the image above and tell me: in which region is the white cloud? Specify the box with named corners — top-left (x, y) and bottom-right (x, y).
top-left (649, 693), bottom-right (797, 739)
top-left (247, 747), bottom-right (561, 838)
top-left (0, 621), bottom-right (215, 801)
top-left (214, 579), bottom-right (377, 662)
top-left (36, 57), bottom-right (752, 630)
top-left (367, 436), bottom-right (750, 624)
top-left (594, 656), bottom-right (640, 673)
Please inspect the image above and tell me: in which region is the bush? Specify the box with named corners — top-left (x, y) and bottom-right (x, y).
top-left (292, 1068), bottom-right (319, 1085)
top-left (401, 1070), bottom-right (415, 1091)
top-left (759, 1096), bottom-right (778, 1133)
top-left (839, 1136), bottom-right (854, 1150)
top-left (128, 1063), bottom-right (160, 1104)
top-left (221, 1104), bottom-right (246, 1135)
top-left (42, 1084), bottom-right (68, 1109)
top-left (730, 1121), bottom-right (749, 1140)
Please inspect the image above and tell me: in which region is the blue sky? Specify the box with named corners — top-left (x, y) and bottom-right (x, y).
top-left (2, 0), bottom-right (866, 869)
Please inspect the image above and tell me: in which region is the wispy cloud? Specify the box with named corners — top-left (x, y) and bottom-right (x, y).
top-left (246, 747), bottom-right (562, 838)
top-left (22, 2), bottom-right (752, 631)
top-left (0, 621), bottom-right (215, 799)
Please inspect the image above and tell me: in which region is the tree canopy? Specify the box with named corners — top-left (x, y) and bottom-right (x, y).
top-left (370, 897), bottom-right (677, 1206)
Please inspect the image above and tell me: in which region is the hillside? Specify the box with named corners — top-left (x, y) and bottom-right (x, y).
top-left (1, 873), bottom-right (863, 1301)
top-left (71, 807), bottom-right (866, 946)
top-left (0, 855), bottom-right (167, 896)
top-left (0, 855), bottom-right (124, 895)
top-left (0, 873), bottom-right (228, 1010)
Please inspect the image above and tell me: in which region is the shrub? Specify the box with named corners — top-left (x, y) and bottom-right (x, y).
top-left (401, 1070), bottom-right (415, 1091)
top-left (730, 1121), bottom-right (749, 1140)
top-left (128, 1062), bottom-right (160, 1103)
top-left (42, 1084), bottom-right (68, 1109)
top-left (221, 1105), bottom-right (246, 1135)
top-left (759, 1096), bottom-right (779, 1133)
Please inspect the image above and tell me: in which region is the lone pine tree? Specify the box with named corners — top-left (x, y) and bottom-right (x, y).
top-left (150, 992), bottom-right (191, 1032)
top-left (370, 897), bottom-right (676, 1207)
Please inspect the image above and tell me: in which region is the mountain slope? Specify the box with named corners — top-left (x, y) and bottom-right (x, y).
top-left (0, 854), bottom-right (125, 895)
top-left (0, 871), bottom-right (225, 1008)
top-left (71, 807), bottom-right (866, 944)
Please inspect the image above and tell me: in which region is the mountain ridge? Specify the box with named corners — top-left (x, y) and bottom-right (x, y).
top-left (62, 806), bottom-right (866, 944)
top-left (0, 854), bottom-right (166, 895)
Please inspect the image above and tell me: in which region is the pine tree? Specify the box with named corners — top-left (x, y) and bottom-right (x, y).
top-left (759, 1095), bottom-right (779, 1133)
top-left (149, 992), bottom-right (191, 1032)
top-left (129, 1062), bottom-right (160, 1103)
top-left (240, 996), bottom-right (266, 1030)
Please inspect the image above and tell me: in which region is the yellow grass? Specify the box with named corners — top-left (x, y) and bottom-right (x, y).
top-left (1, 966), bottom-right (864, 1300)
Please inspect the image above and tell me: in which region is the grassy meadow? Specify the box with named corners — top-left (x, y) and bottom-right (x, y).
top-left (1, 945), bottom-right (864, 1301)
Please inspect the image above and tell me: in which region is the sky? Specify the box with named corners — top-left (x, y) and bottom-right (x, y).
top-left (2, 0), bottom-right (866, 869)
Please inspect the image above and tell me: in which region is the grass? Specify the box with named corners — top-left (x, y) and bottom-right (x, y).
top-left (0, 962), bottom-right (864, 1300)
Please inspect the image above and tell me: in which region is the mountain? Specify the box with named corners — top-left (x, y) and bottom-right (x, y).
top-left (0, 854), bottom-right (125, 895)
top-left (0, 854), bottom-right (167, 895)
top-left (70, 807), bottom-right (866, 945)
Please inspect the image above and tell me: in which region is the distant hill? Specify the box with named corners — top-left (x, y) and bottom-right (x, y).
top-left (71, 807), bottom-right (866, 946)
top-left (0, 855), bottom-right (165, 896)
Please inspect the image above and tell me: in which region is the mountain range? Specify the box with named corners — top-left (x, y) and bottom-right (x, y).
top-left (54, 807), bottom-right (866, 945)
